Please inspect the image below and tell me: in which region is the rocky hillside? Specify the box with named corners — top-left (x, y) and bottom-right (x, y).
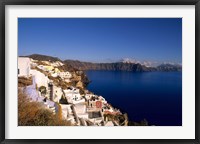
top-left (24, 54), bottom-right (77, 72)
top-left (64, 60), bottom-right (181, 72)
top-left (27, 54), bottom-right (61, 62)
top-left (64, 60), bottom-right (156, 72)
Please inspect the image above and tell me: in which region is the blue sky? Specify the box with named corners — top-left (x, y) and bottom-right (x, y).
top-left (18, 18), bottom-right (182, 63)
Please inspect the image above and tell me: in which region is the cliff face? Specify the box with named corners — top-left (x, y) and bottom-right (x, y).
top-left (64, 60), bottom-right (182, 72)
top-left (157, 64), bottom-right (182, 72)
top-left (64, 60), bottom-right (157, 72)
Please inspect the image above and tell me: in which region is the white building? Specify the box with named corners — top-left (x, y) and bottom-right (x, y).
top-left (30, 69), bottom-right (49, 88)
top-left (64, 86), bottom-right (80, 94)
top-left (75, 104), bottom-right (86, 114)
top-left (53, 86), bottom-right (63, 103)
top-left (65, 91), bottom-right (82, 103)
top-left (60, 104), bottom-right (70, 119)
top-left (51, 73), bottom-right (58, 77)
top-left (18, 57), bottom-right (31, 77)
top-left (37, 65), bottom-right (45, 71)
top-left (58, 71), bottom-right (72, 79)
top-left (64, 87), bottom-right (83, 104)
top-left (75, 104), bottom-right (88, 119)
top-left (65, 79), bottom-right (71, 83)
top-left (105, 121), bottom-right (114, 126)
top-left (51, 61), bottom-right (64, 67)
top-left (60, 104), bottom-right (76, 124)
top-left (99, 96), bottom-right (107, 104)
top-left (85, 94), bottom-right (96, 100)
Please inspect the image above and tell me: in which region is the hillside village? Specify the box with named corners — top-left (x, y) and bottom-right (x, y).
top-left (18, 57), bottom-right (128, 126)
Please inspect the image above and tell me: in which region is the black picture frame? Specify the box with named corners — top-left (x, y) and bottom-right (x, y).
top-left (0, 0), bottom-right (199, 144)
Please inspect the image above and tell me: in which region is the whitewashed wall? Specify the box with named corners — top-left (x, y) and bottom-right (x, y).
top-left (30, 69), bottom-right (49, 88)
top-left (18, 57), bottom-right (31, 77)
top-left (53, 86), bottom-right (63, 102)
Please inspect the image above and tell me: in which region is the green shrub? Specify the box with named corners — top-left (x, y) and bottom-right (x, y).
top-left (39, 86), bottom-right (47, 95)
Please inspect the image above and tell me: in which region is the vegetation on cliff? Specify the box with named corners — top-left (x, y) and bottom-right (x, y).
top-left (18, 77), bottom-right (32, 87)
top-left (18, 89), bottom-right (72, 126)
top-left (128, 119), bottom-right (149, 126)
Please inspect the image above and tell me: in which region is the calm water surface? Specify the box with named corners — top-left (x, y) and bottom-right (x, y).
top-left (86, 70), bottom-right (182, 126)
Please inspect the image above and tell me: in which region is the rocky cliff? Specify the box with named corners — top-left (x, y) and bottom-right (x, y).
top-left (64, 60), bottom-right (181, 72)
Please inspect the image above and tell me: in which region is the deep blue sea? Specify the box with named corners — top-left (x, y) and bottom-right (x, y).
top-left (86, 70), bottom-right (182, 126)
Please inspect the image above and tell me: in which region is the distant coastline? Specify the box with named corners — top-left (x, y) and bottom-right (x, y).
top-left (64, 60), bottom-right (182, 72)
top-left (25, 54), bottom-right (182, 72)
